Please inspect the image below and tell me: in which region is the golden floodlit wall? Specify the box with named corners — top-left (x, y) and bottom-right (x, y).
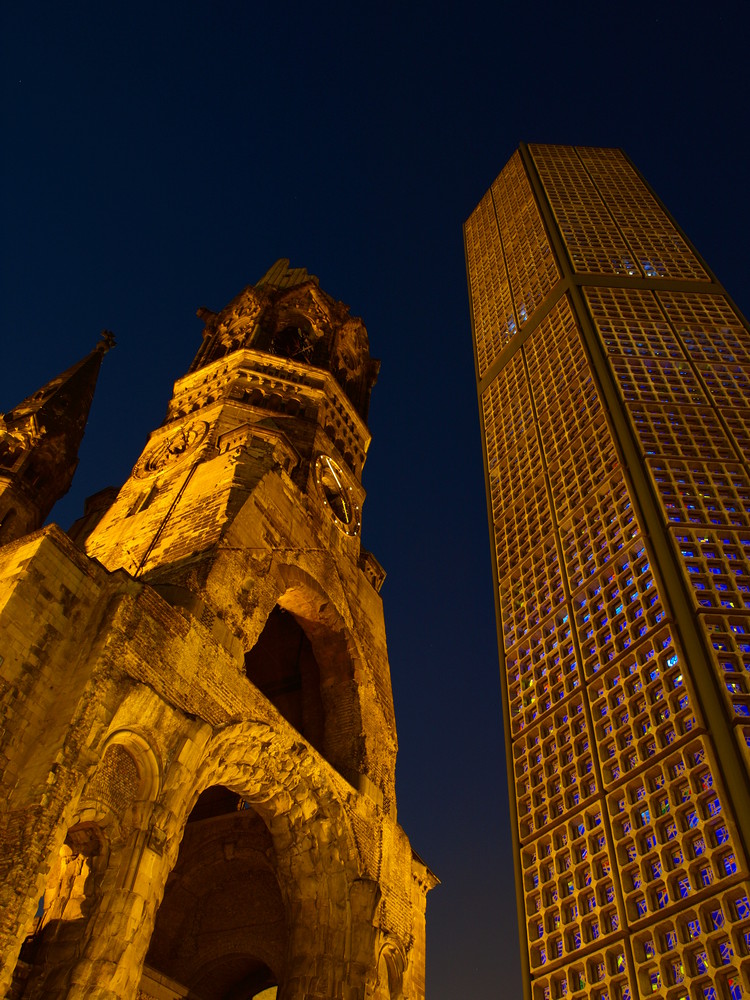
top-left (0, 262), bottom-right (436, 1000)
top-left (466, 145), bottom-right (750, 1000)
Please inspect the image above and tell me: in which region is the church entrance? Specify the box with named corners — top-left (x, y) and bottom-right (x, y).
top-left (141, 786), bottom-right (286, 1000)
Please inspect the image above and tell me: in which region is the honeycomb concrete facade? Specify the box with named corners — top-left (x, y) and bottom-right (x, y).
top-left (466, 146), bottom-right (750, 1000)
top-left (0, 261), bottom-right (435, 1000)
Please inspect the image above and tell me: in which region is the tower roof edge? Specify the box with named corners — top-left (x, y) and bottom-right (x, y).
top-left (256, 259), bottom-right (320, 291)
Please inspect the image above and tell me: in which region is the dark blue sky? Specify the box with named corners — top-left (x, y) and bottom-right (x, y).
top-left (2, 4), bottom-right (749, 997)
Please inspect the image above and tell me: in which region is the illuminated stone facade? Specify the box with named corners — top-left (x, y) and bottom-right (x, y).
top-left (0, 260), bottom-right (435, 1000)
top-left (466, 145), bottom-right (750, 1000)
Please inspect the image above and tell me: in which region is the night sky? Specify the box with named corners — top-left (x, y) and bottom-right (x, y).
top-left (2, 4), bottom-right (750, 998)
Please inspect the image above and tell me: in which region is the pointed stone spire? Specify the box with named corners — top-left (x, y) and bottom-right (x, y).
top-left (0, 331), bottom-right (114, 544)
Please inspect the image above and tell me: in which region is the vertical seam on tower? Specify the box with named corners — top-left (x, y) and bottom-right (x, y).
top-left (519, 143), bottom-right (642, 993)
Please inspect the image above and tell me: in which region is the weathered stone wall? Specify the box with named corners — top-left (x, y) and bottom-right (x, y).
top-left (0, 521), bottom-right (433, 1000)
top-left (1, 268), bottom-right (435, 999)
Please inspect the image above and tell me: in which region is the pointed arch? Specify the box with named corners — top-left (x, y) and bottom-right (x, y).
top-left (253, 561), bottom-right (369, 787)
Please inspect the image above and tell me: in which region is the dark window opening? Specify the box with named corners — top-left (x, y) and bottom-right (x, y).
top-left (187, 784), bottom-right (242, 823)
top-left (244, 606), bottom-right (325, 754)
top-left (0, 507), bottom-right (18, 533)
top-left (270, 324), bottom-right (314, 363)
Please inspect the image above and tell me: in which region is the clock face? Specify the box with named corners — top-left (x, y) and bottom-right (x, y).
top-left (315, 455), bottom-right (360, 535)
top-left (133, 421), bottom-right (209, 477)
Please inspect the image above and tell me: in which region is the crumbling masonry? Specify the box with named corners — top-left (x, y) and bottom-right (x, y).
top-left (0, 261), bottom-right (436, 1000)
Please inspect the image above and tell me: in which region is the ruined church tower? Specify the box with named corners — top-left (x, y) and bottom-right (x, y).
top-left (0, 262), bottom-right (435, 1000)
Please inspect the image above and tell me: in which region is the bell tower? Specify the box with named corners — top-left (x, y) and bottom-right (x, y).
top-left (82, 260), bottom-right (379, 585)
top-left (0, 262), bottom-right (434, 1000)
top-left (79, 260), bottom-right (393, 800)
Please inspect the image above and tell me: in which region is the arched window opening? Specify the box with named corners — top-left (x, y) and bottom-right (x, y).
top-left (143, 792), bottom-right (285, 999)
top-left (0, 440), bottom-right (18, 469)
top-left (11, 823), bottom-right (106, 999)
top-left (0, 506), bottom-right (18, 536)
top-left (244, 606), bottom-right (325, 755)
top-left (21, 460), bottom-right (45, 490)
top-left (269, 321), bottom-right (315, 363)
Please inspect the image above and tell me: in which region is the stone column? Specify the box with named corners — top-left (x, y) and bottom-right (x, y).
top-left (279, 878), bottom-right (379, 1000)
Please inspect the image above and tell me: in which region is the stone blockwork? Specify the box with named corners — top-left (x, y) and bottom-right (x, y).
top-left (0, 262), bottom-right (436, 1000)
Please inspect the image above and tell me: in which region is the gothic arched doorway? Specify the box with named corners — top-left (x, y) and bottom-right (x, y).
top-left (142, 786), bottom-right (285, 1000)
